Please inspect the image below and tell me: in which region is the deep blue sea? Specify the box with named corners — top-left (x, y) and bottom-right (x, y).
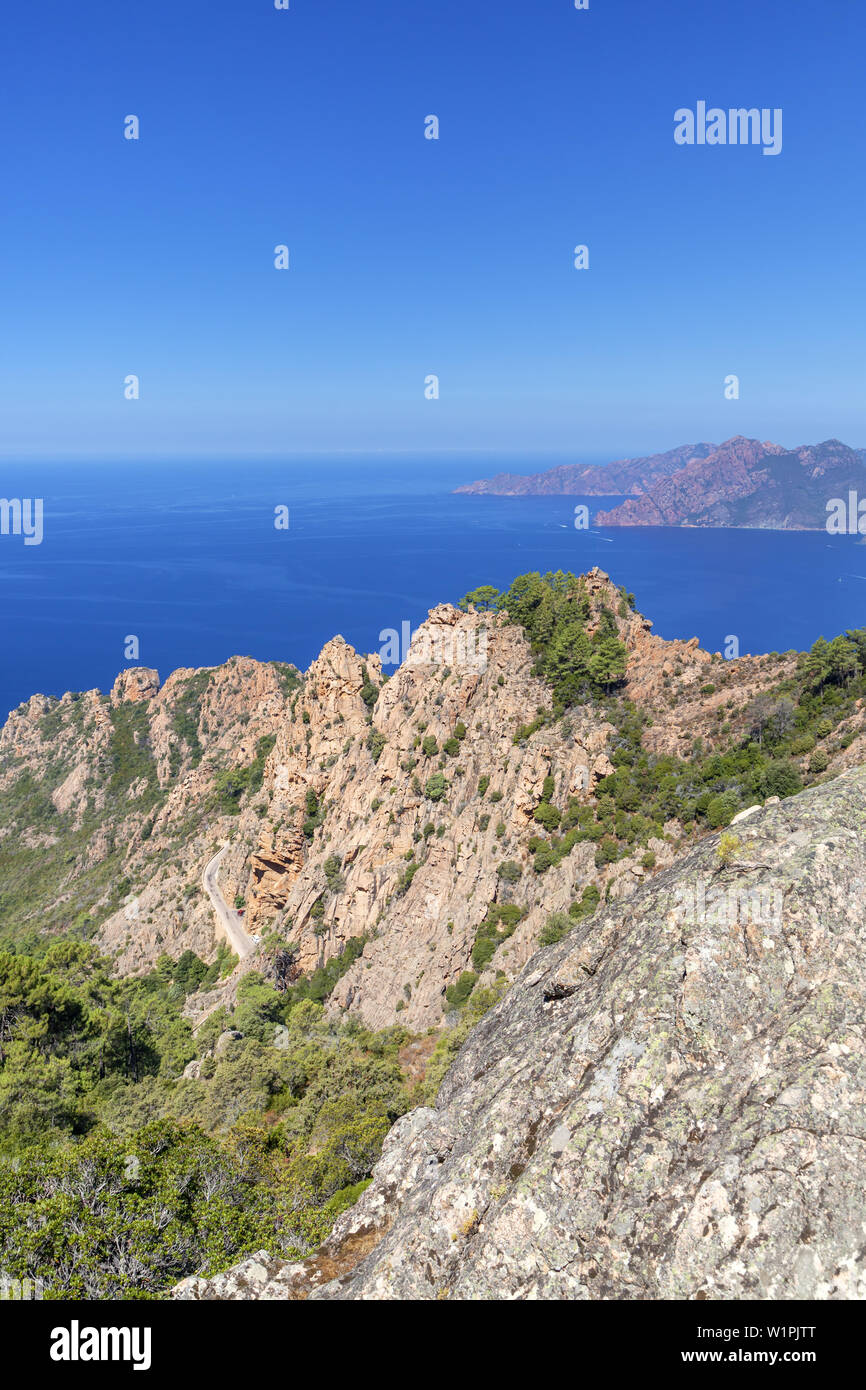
top-left (2, 456), bottom-right (866, 720)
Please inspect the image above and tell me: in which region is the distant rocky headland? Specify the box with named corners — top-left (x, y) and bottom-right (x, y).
top-left (455, 436), bottom-right (866, 530)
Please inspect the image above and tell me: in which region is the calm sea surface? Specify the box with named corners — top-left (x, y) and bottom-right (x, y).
top-left (1, 456), bottom-right (865, 719)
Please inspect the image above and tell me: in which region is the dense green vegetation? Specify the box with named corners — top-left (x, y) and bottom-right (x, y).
top-left (271, 935), bottom-right (367, 1006)
top-left (424, 772), bottom-right (447, 802)
top-left (463, 573), bottom-right (866, 873)
top-left (108, 703), bottom-right (162, 807)
top-left (520, 702), bottom-right (805, 875)
top-left (577, 625), bottom-right (866, 855)
top-left (0, 940), bottom-right (413, 1297)
top-left (461, 570), bottom-right (629, 702)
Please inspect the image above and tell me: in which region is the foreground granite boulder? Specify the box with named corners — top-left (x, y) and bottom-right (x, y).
top-left (175, 768), bottom-right (866, 1300)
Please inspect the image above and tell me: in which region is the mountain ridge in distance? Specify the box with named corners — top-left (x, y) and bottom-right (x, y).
top-left (456, 435), bottom-right (866, 530)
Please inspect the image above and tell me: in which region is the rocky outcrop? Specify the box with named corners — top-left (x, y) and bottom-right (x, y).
top-left (0, 652), bottom-right (298, 972)
top-left (175, 768), bottom-right (866, 1300)
top-left (0, 570), bottom-right (808, 1026)
top-left (236, 586), bottom-right (703, 1030)
top-left (110, 668), bottom-right (160, 706)
top-left (247, 832), bottom-right (307, 918)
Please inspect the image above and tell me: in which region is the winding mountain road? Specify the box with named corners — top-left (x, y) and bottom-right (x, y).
top-left (202, 845), bottom-right (257, 960)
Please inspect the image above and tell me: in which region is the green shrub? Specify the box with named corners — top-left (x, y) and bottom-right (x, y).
top-left (303, 789), bottom-right (325, 838)
top-left (761, 760), bottom-right (802, 799)
top-left (513, 717), bottom-right (546, 745)
top-left (569, 884), bottom-right (601, 920)
top-left (533, 802), bottom-right (561, 832)
top-left (789, 734), bottom-right (815, 756)
top-left (398, 862), bottom-right (419, 895)
top-left (424, 773), bottom-right (447, 802)
top-left (215, 760), bottom-right (264, 814)
top-left (445, 971), bottom-right (478, 1008)
top-left (496, 860), bottom-right (522, 884)
top-left (367, 728), bottom-right (386, 763)
top-left (359, 664), bottom-right (379, 709)
top-left (470, 903), bottom-right (525, 971)
top-left (533, 844), bottom-right (557, 874)
top-left (594, 835), bottom-right (619, 867)
top-left (705, 791), bottom-right (739, 829)
top-left (539, 911), bottom-right (571, 947)
top-left (323, 855), bottom-right (345, 893)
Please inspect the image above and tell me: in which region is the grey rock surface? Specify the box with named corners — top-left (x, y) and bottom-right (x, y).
top-left (175, 769), bottom-right (866, 1300)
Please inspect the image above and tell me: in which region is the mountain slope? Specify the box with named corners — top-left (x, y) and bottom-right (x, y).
top-left (3, 567), bottom-right (864, 1042)
top-left (455, 436), bottom-right (866, 531)
top-left (87, 573), bottom-right (806, 1032)
top-left (454, 443), bottom-right (718, 496)
top-left (175, 768), bottom-right (866, 1301)
top-left (595, 437), bottom-right (866, 529)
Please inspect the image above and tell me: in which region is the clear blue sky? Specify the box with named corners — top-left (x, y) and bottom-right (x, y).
top-left (1, 0), bottom-right (863, 462)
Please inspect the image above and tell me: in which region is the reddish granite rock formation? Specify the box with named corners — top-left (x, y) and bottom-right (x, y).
top-left (595, 437), bottom-right (866, 529)
top-left (0, 573), bottom-right (804, 1031)
top-left (110, 667), bottom-right (160, 706)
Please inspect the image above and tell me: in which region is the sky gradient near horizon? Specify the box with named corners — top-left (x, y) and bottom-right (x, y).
top-left (1, 0), bottom-right (864, 462)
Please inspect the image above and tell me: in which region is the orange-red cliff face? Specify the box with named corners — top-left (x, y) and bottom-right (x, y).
top-left (0, 569), bottom-right (809, 1033)
top-left (457, 436), bottom-right (866, 531)
top-left (595, 437), bottom-right (786, 525)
